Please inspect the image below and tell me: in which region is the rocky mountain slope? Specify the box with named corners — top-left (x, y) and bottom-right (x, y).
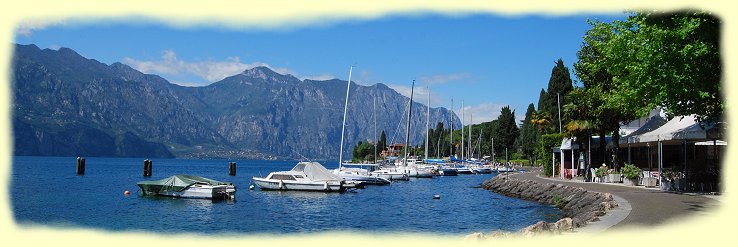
top-left (11, 44), bottom-right (460, 159)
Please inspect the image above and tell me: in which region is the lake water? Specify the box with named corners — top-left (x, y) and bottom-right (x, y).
top-left (11, 156), bottom-right (562, 234)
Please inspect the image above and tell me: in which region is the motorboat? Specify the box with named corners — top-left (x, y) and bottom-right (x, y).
top-left (137, 174), bottom-right (236, 200)
top-left (370, 168), bottom-right (409, 181)
top-left (454, 164), bottom-right (474, 174)
top-left (333, 166), bottom-right (391, 185)
top-left (471, 166), bottom-right (493, 174)
top-left (252, 162), bottom-right (345, 192)
top-left (437, 166), bottom-right (458, 176)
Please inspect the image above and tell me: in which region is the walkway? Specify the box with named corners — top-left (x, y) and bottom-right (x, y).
top-left (509, 168), bottom-right (720, 230)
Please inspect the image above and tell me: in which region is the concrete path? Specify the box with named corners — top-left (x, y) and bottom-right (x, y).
top-left (509, 168), bottom-right (720, 230)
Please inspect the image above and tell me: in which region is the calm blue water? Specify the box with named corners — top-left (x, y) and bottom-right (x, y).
top-left (11, 156), bottom-right (561, 234)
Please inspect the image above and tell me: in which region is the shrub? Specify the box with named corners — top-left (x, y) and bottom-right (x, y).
top-left (551, 193), bottom-right (566, 209)
top-left (595, 166), bottom-right (608, 177)
top-left (621, 163), bottom-right (642, 179)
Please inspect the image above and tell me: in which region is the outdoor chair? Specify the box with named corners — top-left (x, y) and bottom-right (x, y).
top-left (591, 168), bottom-right (599, 182)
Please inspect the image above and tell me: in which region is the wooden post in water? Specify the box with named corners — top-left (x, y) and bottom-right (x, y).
top-left (143, 159), bottom-right (152, 177)
top-left (229, 162), bottom-right (236, 176)
top-left (76, 157), bottom-right (86, 175)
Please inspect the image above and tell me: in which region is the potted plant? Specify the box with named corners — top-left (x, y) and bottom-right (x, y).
top-left (608, 168), bottom-right (622, 183)
top-left (595, 165), bottom-right (608, 183)
top-left (621, 163), bottom-right (641, 186)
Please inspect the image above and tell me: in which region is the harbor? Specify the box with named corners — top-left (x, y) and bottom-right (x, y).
top-left (11, 156), bottom-right (562, 234)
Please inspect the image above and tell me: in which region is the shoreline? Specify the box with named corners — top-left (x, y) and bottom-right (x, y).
top-left (471, 169), bottom-right (627, 237)
top-left (471, 166), bottom-right (720, 238)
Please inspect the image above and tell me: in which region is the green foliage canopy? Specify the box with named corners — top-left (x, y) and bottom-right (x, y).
top-left (580, 11), bottom-right (722, 123)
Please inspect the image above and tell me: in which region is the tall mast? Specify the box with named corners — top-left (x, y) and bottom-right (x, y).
top-left (469, 113), bottom-right (473, 159)
top-left (425, 87), bottom-right (430, 160)
top-left (479, 128), bottom-right (483, 159)
top-left (461, 100), bottom-right (464, 161)
top-left (373, 87), bottom-right (377, 164)
top-left (338, 66), bottom-right (352, 170)
top-left (403, 80), bottom-right (415, 166)
top-left (450, 98), bottom-right (454, 158)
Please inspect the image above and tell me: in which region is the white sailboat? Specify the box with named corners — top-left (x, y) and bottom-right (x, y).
top-left (334, 65), bottom-right (392, 185)
top-left (391, 80), bottom-right (433, 178)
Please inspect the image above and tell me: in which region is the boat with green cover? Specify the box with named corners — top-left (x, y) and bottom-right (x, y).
top-left (137, 174), bottom-right (236, 200)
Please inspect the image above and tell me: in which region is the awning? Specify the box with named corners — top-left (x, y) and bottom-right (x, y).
top-left (621, 114), bottom-right (725, 146)
top-left (560, 137), bottom-right (579, 150)
top-left (620, 112), bottom-right (667, 145)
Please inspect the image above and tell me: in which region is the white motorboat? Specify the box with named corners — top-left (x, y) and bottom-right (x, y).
top-left (370, 168), bottom-right (409, 181)
top-left (252, 162), bottom-right (345, 192)
top-left (471, 166), bottom-right (493, 174)
top-left (334, 166), bottom-right (391, 185)
top-left (137, 174), bottom-right (236, 200)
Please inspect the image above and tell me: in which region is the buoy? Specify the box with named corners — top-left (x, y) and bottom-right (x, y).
top-left (433, 194), bottom-right (441, 199)
top-left (124, 190), bottom-right (131, 196)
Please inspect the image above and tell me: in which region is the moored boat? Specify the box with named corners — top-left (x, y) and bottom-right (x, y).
top-left (252, 162), bottom-right (345, 192)
top-left (334, 167), bottom-right (391, 185)
top-left (137, 174), bottom-right (236, 200)
top-left (370, 168), bottom-right (410, 181)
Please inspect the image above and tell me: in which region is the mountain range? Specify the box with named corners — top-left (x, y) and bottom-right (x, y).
top-left (11, 44), bottom-right (460, 160)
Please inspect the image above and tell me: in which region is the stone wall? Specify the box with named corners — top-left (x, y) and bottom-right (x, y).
top-left (481, 173), bottom-right (618, 229)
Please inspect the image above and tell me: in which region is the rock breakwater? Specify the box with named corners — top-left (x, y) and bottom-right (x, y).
top-left (469, 173), bottom-right (618, 238)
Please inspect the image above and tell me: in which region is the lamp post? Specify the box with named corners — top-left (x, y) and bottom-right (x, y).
top-left (557, 93), bottom-right (562, 134)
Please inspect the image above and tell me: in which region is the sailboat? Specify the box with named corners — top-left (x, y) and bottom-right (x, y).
top-left (388, 80), bottom-right (433, 178)
top-left (334, 66), bottom-right (391, 185)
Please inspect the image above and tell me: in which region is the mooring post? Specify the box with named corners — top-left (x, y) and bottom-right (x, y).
top-left (229, 162), bottom-right (236, 176)
top-left (76, 157), bottom-right (86, 175)
top-left (143, 159), bottom-right (152, 177)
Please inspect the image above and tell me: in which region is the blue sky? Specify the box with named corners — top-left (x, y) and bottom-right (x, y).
top-left (15, 12), bottom-right (627, 125)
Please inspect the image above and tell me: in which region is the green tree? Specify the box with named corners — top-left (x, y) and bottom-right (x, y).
top-left (538, 59), bottom-right (574, 134)
top-left (494, 106), bottom-right (519, 161)
top-left (378, 130), bottom-right (387, 154)
top-left (519, 104), bottom-right (539, 163)
top-left (584, 11), bottom-right (722, 123)
top-left (352, 141), bottom-right (375, 162)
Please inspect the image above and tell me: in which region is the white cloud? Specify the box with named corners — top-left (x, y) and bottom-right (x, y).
top-left (122, 50), bottom-right (296, 86)
top-left (387, 84), bottom-right (445, 107)
top-left (418, 72), bottom-right (472, 85)
top-left (303, 73), bottom-right (337, 81)
top-left (15, 18), bottom-right (65, 37)
top-left (459, 103), bottom-right (524, 125)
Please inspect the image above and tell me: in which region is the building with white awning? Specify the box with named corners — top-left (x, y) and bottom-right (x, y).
top-left (619, 114), bottom-right (725, 192)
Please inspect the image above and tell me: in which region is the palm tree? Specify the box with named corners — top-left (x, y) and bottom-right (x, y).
top-left (531, 111), bottom-right (552, 133)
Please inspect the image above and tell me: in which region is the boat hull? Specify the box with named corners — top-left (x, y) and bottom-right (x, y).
top-left (138, 184), bottom-right (235, 200)
top-left (472, 168), bottom-right (493, 174)
top-left (252, 177), bottom-right (344, 192)
top-left (370, 171), bottom-right (409, 181)
top-left (437, 169), bottom-right (458, 176)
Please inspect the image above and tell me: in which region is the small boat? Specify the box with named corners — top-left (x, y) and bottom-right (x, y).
top-left (252, 162), bottom-right (345, 192)
top-left (472, 167), bottom-right (493, 174)
top-left (137, 174), bottom-right (236, 200)
top-left (437, 166), bottom-right (458, 176)
top-left (370, 168), bottom-right (410, 181)
top-left (334, 167), bottom-right (391, 185)
top-left (454, 164), bottom-right (474, 174)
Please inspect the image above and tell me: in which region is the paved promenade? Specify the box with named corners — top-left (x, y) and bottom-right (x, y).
top-left (509, 168), bottom-right (720, 230)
